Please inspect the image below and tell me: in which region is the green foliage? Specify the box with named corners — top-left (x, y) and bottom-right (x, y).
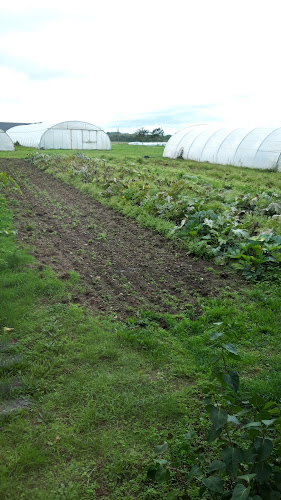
top-left (107, 128), bottom-right (170, 142)
top-left (0, 171), bottom-right (19, 191)
top-left (25, 151), bottom-right (281, 278)
top-left (0, 172), bottom-right (19, 236)
top-left (148, 328), bottom-right (281, 499)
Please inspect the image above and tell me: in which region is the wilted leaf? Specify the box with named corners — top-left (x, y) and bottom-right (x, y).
top-left (3, 327), bottom-right (14, 333)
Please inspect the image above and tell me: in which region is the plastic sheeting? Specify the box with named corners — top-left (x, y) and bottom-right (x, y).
top-left (0, 129), bottom-right (15, 151)
top-left (7, 121), bottom-right (111, 150)
top-left (163, 125), bottom-right (281, 171)
top-left (128, 142), bottom-right (167, 146)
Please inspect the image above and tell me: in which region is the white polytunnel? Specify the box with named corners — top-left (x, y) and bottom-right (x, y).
top-left (163, 124), bottom-right (281, 171)
top-left (0, 129), bottom-right (15, 151)
top-left (7, 121), bottom-right (111, 150)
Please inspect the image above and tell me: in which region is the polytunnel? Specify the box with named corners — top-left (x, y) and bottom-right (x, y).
top-left (7, 121), bottom-right (111, 150)
top-left (0, 129), bottom-right (15, 151)
top-left (163, 124), bottom-right (281, 171)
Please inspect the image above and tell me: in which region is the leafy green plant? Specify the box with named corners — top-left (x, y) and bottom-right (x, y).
top-left (0, 171), bottom-right (19, 191)
top-left (148, 327), bottom-right (281, 499)
top-left (227, 233), bottom-right (281, 278)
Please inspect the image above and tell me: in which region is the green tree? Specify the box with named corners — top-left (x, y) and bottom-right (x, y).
top-left (151, 127), bottom-right (164, 141)
top-left (135, 128), bottom-right (150, 142)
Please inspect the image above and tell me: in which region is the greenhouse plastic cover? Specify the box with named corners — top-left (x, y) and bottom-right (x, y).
top-left (0, 129), bottom-right (14, 151)
top-left (163, 124), bottom-right (281, 171)
top-left (7, 121), bottom-right (111, 150)
top-left (128, 142), bottom-right (167, 146)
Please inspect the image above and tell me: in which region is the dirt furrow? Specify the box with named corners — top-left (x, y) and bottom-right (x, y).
top-left (1, 159), bottom-right (236, 318)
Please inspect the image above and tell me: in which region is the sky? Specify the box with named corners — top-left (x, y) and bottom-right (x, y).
top-left (1, 0), bottom-right (281, 134)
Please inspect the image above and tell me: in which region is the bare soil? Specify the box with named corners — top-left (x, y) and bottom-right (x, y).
top-left (2, 159), bottom-right (239, 319)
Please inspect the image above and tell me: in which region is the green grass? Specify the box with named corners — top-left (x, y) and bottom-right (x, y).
top-left (1, 147), bottom-right (281, 498)
top-left (0, 143), bottom-right (165, 160)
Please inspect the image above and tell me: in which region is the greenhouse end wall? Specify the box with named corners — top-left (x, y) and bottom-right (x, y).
top-left (0, 129), bottom-right (15, 151)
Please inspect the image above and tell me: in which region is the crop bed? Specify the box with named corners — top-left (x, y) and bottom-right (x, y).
top-left (0, 158), bottom-right (237, 319)
top-left (28, 151), bottom-right (281, 278)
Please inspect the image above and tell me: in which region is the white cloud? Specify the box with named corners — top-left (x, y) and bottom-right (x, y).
top-left (1, 0), bottom-right (281, 132)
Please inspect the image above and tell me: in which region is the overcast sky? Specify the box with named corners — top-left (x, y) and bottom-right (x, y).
top-left (1, 0), bottom-right (281, 134)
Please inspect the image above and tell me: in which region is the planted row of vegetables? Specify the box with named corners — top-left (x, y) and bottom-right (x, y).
top-left (28, 152), bottom-right (281, 278)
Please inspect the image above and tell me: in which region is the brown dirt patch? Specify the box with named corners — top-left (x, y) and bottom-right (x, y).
top-left (1, 158), bottom-right (240, 319)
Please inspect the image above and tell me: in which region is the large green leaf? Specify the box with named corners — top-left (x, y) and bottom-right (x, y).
top-left (154, 442), bottom-right (168, 454)
top-left (261, 419), bottom-right (276, 427)
top-left (188, 464), bottom-right (203, 480)
top-left (228, 415), bottom-right (241, 425)
top-left (202, 476), bottom-right (224, 494)
top-left (230, 484), bottom-right (251, 500)
top-left (207, 425), bottom-right (222, 443)
top-left (210, 406), bottom-right (228, 430)
top-left (242, 421), bottom-right (262, 430)
top-left (210, 331), bottom-right (223, 340)
top-left (154, 465), bottom-right (170, 483)
top-left (208, 460), bottom-right (225, 472)
top-left (249, 395), bottom-right (265, 407)
top-left (221, 446), bottom-right (244, 477)
top-left (255, 437), bottom-right (273, 462)
top-left (253, 462), bottom-right (272, 484)
top-left (237, 473), bottom-right (257, 482)
top-left (223, 371), bottom-right (239, 392)
top-left (222, 343), bottom-right (238, 355)
top-left (245, 443), bottom-right (257, 463)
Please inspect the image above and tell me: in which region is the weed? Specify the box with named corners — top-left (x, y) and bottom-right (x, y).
top-left (148, 327), bottom-right (281, 499)
top-left (97, 232), bottom-right (107, 241)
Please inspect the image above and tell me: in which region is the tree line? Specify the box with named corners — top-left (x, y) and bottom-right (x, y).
top-left (107, 127), bottom-right (171, 143)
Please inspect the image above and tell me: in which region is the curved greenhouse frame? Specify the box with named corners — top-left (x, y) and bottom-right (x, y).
top-left (163, 125), bottom-right (281, 171)
top-left (7, 121), bottom-right (111, 150)
top-left (0, 129), bottom-right (15, 151)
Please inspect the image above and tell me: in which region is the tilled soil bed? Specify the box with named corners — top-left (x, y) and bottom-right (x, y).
top-left (1, 158), bottom-right (239, 318)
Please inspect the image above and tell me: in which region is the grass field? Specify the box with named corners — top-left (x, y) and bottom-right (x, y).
top-left (0, 144), bottom-right (280, 499)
